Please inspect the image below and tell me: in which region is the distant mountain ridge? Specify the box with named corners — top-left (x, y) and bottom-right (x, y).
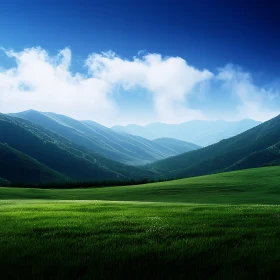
top-left (153, 138), bottom-right (200, 154)
top-left (10, 110), bottom-right (199, 165)
top-left (148, 114), bottom-right (280, 179)
top-left (112, 119), bottom-right (261, 147)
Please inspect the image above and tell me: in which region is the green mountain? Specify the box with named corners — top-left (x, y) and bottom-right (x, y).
top-left (153, 138), bottom-right (200, 154)
top-left (0, 114), bottom-right (155, 183)
top-left (0, 143), bottom-right (69, 184)
top-left (225, 141), bottom-right (280, 171)
top-left (112, 119), bottom-right (261, 147)
top-left (149, 114), bottom-right (280, 178)
top-left (9, 110), bottom-right (195, 165)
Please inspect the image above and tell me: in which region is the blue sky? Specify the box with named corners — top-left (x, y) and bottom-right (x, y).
top-left (1, 0), bottom-right (280, 125)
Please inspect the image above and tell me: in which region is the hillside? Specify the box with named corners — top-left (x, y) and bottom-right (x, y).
top-left (153, 138), bottom-right (200, 153)
top-left (148, 114), bottom-right (280, 178)
top-left (0, 143), bottom-right (68, 183)
top-left (225, 141), bottom-right (280, 171)
top-left (0, 114), bottom-right (155, 183)
top-left (9, 110), bottom-right (196, 165)
top-left (1, 166), bottom-right (280, 204)
top-left (0, 177), bottom-right (10, 186)
top-left (112, 119), bottom-right (261, 146)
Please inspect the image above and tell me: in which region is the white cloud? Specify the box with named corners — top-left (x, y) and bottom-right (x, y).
top-left (0, 47), bottom-right (116, 124)
top-left (0, 47), bottom-right (279, 125)
top-left (0, 47), bottom-right (214, 124)
top-left (86, 52), bottom-right (213, 123)
top-left (217, 64), bottom-right (279, 121)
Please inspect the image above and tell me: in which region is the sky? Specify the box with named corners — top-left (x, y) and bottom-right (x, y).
top-left (1, 0), bottom-right (280, 126)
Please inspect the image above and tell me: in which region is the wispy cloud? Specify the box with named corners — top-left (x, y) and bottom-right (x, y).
top-left (217, 64), bottom-right (279, 121)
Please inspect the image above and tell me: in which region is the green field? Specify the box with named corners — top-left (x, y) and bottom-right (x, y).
top-left (1, 166), bottom-right (280, 279)
top-left (2, 166), bottom-right (280, 204)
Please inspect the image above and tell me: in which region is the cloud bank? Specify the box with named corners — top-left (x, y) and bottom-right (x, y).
top-left (0, 47), bottom-right (279, 125)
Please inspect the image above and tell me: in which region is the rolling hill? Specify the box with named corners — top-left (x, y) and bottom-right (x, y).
top-left (148, 114), bottom-right (280, 178)
top-left (9, 110), bottom-right (198, 165)
top-left (1, 166), bottom-right (280, 204)
top-left (0, 113), bottom-right (156, 183)
top-left (112, 119), bottom-right (261, 146)
top-left (1, 166), bottom-right (280, 279)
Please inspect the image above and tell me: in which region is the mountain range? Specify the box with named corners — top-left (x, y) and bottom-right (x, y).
top-left (10, 110), bottom-right (199, 166)
top-left (112, 119), bottom-right (261, 147)
top-left (148, 114), bottom-right (280, 178)
top-left (2, 110), bottom-right (280, 185)
top-left (0, 113), bottom-right (157, 183)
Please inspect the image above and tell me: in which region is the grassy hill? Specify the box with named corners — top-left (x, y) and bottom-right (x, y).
top-left (0, 114), bottom-right (155, 183)
top-left (1, 166), bottom-right (280, 204)
top-left (149, 114), bottom-right (280, 178)
top-left (1, 166), bottom-right (280, 278)
top-left (10, 110), bottom-right (194, 165)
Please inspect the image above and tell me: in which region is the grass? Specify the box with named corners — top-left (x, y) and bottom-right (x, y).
top-left (1, 166), bottom-right (280, 204)
top-left (1, 200), bottom-right (280, 279)
top-left (1, 166), bottom-right (280, 279)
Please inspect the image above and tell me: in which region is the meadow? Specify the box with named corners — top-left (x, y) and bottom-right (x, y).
top-left (1, 166), bottom-right (280, 204)
top-left (1, 166), bottom-right (280, 279)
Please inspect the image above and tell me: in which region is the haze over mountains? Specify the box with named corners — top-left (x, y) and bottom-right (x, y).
top-left (112, 119), bottom-right (261, 147)
top-left (10, 110), bottom-right (199, 166)
top-left (152, 138), bottom-right (200, 154)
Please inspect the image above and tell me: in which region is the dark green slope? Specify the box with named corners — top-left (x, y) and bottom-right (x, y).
top-left (0, 143), bottom-right (68, 184)
top-left (0, 114), bottom-right (155, 183)
top-left (10, 110), bottom-right (186, 165)
top-left (153, 138), bottom-right (200, 154)
top-left (225, 141), bottom-right (280, 171)
top-left (0, 177), bottom-right (10, 186)
top-left (149, 114), bottom-right (280, 178)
